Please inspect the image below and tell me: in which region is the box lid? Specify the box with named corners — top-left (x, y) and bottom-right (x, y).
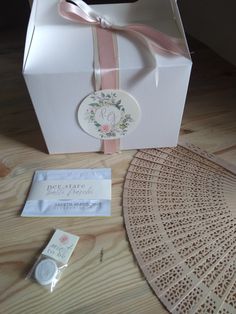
top-left (23, 0), bottom-right (191, 74)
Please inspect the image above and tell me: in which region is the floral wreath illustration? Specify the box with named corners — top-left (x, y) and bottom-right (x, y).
top-left (85, 91), bottom-right (134, 139)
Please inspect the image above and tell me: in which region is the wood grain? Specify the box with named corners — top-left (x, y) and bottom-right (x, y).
top-left (0, 29), bottom-right (236, 314)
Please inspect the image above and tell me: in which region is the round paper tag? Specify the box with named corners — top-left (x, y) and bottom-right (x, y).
top-left (78, 90), bottom-right (141, 140)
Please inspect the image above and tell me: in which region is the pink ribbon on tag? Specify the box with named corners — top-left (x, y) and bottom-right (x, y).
top-left (58, 0), bottom-right (187, 154)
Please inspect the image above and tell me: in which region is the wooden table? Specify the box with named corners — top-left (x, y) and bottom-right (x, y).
top-left (0, 29), bottom-right (236, 314)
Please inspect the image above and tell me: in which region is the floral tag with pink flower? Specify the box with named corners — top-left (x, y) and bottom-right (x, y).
top-left (42, 229), bottom-right (79, 264)
top-left (78, 90), bottom-right (141, 140)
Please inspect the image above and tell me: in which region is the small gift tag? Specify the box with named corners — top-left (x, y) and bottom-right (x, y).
top-left (42, 229), bottom-right (79, 265)
top-left (27, 229), bottom-right (79, 292)
top-left (78, 90), bottom-right (141, 140)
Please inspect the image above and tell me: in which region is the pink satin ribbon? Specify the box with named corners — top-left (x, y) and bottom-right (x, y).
top-left (94, 27), bottom-right (120, 154)
top-left (94, 27), bottom-right (119, 91)
top-left (58, 0), bottom-right (187, 154)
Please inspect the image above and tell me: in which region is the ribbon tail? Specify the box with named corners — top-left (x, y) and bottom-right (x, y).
top-left (126, 24), bottom-right (188, 57)
top-left (103, 139), bottom-right (120, 154)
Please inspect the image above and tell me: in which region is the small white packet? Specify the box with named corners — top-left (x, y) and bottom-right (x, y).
top-left (27, 229), bottom-right (79, 292)
top-left (22, 168), bottom-right (111, 217)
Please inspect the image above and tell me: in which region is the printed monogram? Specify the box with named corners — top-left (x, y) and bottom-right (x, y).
top-left (78, 89), bottom-right (141, 140)
top-left (85, 91), bottom-right (133, 139)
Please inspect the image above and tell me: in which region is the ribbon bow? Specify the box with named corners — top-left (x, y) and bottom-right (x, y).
top-left (59, 0), bottom-right (187, 58)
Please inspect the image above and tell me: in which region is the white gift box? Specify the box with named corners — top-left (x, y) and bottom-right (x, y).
top-left (23, 0), bottom-right (192, 154)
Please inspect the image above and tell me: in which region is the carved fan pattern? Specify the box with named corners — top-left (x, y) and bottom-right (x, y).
top-left (123, 142), bottom-right (236, 314)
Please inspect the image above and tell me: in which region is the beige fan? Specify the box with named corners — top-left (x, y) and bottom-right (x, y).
top-left (123, 141), bottom-right (236, 314)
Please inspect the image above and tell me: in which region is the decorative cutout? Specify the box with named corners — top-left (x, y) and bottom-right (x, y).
top-left (123, 142), bottom-right (236, 314)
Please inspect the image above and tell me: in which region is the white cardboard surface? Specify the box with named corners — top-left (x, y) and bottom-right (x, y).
top-left (23, 0), bottom-right (192, 153)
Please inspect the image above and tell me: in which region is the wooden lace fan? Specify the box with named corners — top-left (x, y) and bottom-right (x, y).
top-left (123, 142), bottom-right (236, 314)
